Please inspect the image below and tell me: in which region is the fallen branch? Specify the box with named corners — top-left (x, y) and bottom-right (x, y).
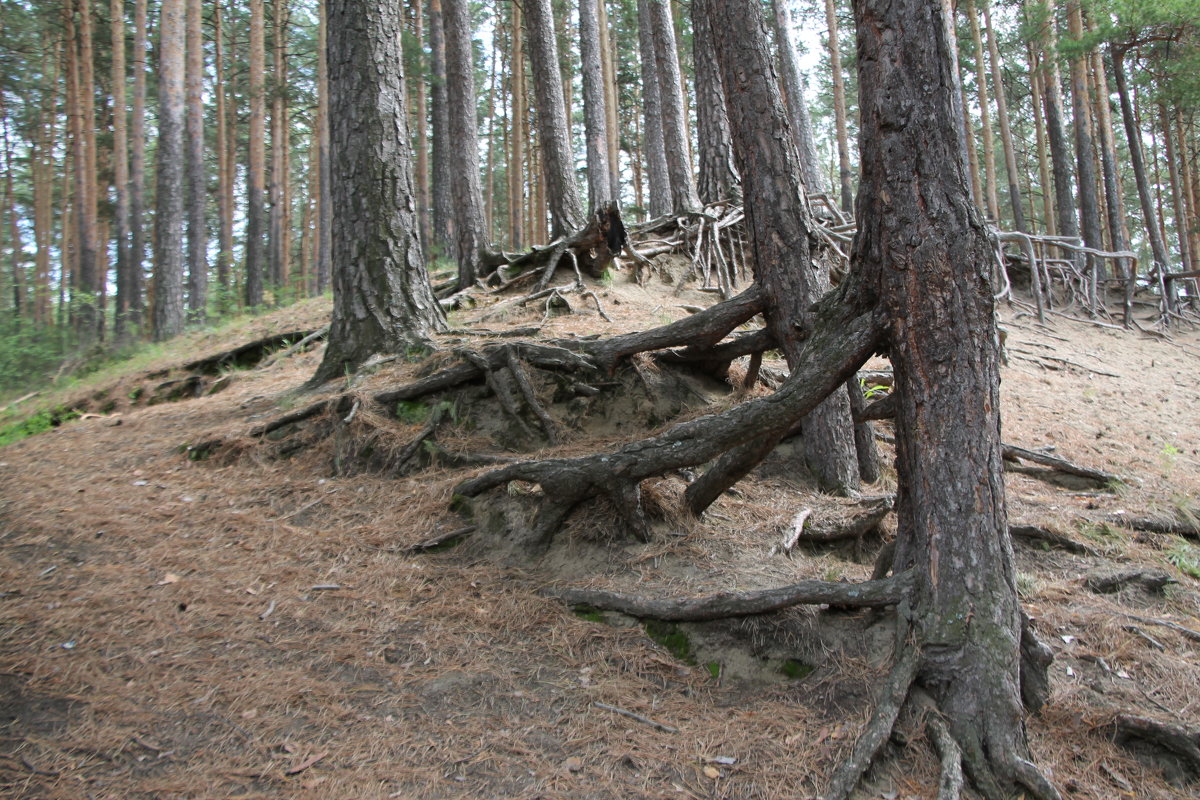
top-left (548, 570), bottom-right (912, 622)
top-left (405, 525), bottom-right (477, 553)
top-left (1002, 444), bottom-right (1120, 484)
top-left (1121, 613), bottom-right (1200, 643)
top-left (1009, 524), bottom-right (1099, 555)
top-left (1107, 513), bottom-right (1200, 540)
top-left (592, 702), bottom-right (678, 734)
top-left (1083, 568), bottom-right (1176, 595)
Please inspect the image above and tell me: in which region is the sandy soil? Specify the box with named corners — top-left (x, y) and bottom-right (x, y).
top-left (0, 278), bottom-right (1198, 799)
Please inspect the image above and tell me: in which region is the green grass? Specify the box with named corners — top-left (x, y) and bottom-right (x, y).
top-left (0, 407), bottom-right (80, 448)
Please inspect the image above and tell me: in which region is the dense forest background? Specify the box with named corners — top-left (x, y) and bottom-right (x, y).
top-left (0, 0), bottom-right (1197, 394)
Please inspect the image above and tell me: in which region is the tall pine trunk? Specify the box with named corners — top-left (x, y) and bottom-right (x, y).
top-left (770, 0), bottom-right (823, 193)
top-left (111, 0), bottom-right (132, 335)
top-left (442, 0), bottom-right (487, 286)
top-left (268, 0), bottom-right (290, 294)
top-left (245, 0), bottom-right (267, 306)
top-left (580, 0), bottom-right (614, 211)
top-left (691, 2), bottom-right (737, 204)
top-left (153, 0), bottom-right (186, 340)
top-left (824, 0), bottom-right (854, 213)
top-left (186, 0), bottom-right (207, 320)
top-left (647, 0), bottom-right (698, 213)
top-left (214, 0), bottom-right (234, 296)
top-left (636, 0), bottom-right (671, 218)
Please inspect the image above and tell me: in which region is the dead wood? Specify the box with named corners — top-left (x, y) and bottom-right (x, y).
top-left (548, 569), bottom-right (913, 621)
top-left (1083, 568), bottom-right (1177, 595)
top-left (185, 329), bottom-right (321, 375)
top-left (249, 395), bottom-right (343, 437)
top-left (1009, 524), bottom-right (1099, 555)
top-left (1107, 513), bottom-right (1200, 540)
top-left (856, 392), bottom-right (896, 422)
top-left (1121, 613), bottom-right (1200, 643)
top-left (404, 525), bottom-right (477, 553)
top-left (794, 497), bottom-right (894, 544)
top-left (1002, 443), bottom-right (1120, 484)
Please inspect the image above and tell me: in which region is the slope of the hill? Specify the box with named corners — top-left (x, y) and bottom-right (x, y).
top-left (0, 278), bottom-right (1197, 799)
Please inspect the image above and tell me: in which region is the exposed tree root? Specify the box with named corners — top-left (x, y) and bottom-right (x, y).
top-left (825, 641), bottom-right (920, 800)
top-left (1107, 513), bottom-right (1200, 540)
top-left (1009, 524), bottom-right (1099, 555)
top-left (1002, 443), bottom-right (1121, 485)
top-left (184, 328), bottom-right (322, 375)
top-left (792, 496), bottom-right (894, 545)
top-left (1083, 567), bottom-right (1177, 595)
top-left (1107, 714), bottom-right (1200, 781)
top-left (913, 690), bottom-right (965, 800)
top-left (548, 570), bottom-right (913, 621)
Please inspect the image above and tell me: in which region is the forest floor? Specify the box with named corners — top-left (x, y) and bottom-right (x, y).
top-left (1, 271), bottom-right (1199, 799)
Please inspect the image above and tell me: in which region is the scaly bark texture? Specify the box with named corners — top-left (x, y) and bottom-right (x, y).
top-left (128, 0), bottom-right (148, 325)
top-left (523, 0), bottom-right (584, 238)
top-left (824, 0), bottom-right (854, 213)
top-left (111, 0), bottom-right (132, 335)
top-left (429, 0), bottom-right (452, 256)
top-left (442, 0), bottom-right (487, 286)
top-left (269, 0), bottom-right (291, 293)
top-left (153, 0), bottom-right (186, 340)
top-left (692, 3), bottom-right (738, 204)
top-left (316, 0), bottom-right (331, 293)
top-left (312, 0), bottom-right (446, 384)
top-left (700, 0), bottom-right (860, 495)
top-left (770, 0), bottom-right (824, 193)
top-left (854, 0), bottom-right (1052, 792)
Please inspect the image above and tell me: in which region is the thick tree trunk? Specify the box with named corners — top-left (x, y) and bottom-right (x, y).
top-left (111, 0), bottom-right (132, 336)
top-left (700, 0), bottom-right (860, 495)
top-left (153, 0), bottom-right (186, 340)
top-left (186, 0), bottom-right (207, 320)
top-left (824, 0), bottom-right (854, 214)
top-left (580, 0), bottom-right (613, 211)
top-left (442, 0), bottom-right (487, 287)
top-left (246, 0), bottom-right (267, 306)
top-left (691, 3), bottom-right (738, 205)
top-left (599, 0), bottom-right (621, 203)
top-left (523, 0), bottom-right (584, 239)
top-left (636, 0), bottom-right (671, 218)
top-left (854, 0), bottom-right (1054, 793)
top-left (405, 1), bottom-right (431, 257)
top-left (648, 0), bottom-right (698, 214)
top-left (312, 0), bottom-right (447, 384)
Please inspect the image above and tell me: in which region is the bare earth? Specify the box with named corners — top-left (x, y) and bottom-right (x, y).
top-left (1, 280), bottom-right (1198, 799)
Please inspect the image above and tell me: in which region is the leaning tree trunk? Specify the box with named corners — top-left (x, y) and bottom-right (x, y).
top-left (824, 0), bottom-right (855, 214)
top-left (691, 2), bottom-right (739, 205)
top-left (700, 0), bottom-right (861, 497)
top-left (442, 0), bottom-right (487, 287)
top-left (770, 0), bottom-right (824, 194)
top-left (523, 0), bottom-right (584, 239)
top-left (312, 0), bottom-right (447, 385)
top-left (851, 0), bottom-right (1057, 794)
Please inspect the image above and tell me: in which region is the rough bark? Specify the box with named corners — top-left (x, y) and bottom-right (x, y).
top-left (965, 0), bottom-right (1000, 224)
top-left (312, 0), bottom-right (447, 384)
top-left (214, 0), bottom-right (234, 295)
top-left (154, 0), bottom-right (186, 340)
top-left (508, 2), bottom-right (526, 250)
top-left (442, 0), bottom-right (487, 287)
top-left (648, 0), bottom-right (699, 214)
top-left (316, 0), bottom-right (331, 293)
top-left (1033, 0), bottom-right (1078, 241)
top-left (636, 0), bottom-right (671, 218)
top-left (580, 0), bottom-right (614, 211)
top-left (982, 0), bottom-right (1026, 231)
top-left (855, 0), bottom-right (1054, 793)
top-left (246, 0), bottom-right (267, 307)
top-left (268, 0), bottom-right (291, 293)
top-left (691, 3), bottom-right (739, 204)
top-left (523, 0), bottom-right (584, 238)
top-left (599, 0), bottom-right (621, 203)
top-left (702, 0), bottom-right (860, 495)
top-left (1065, 1), bottom-right (1103, 267)
top-left (429, 0), bottom-right (452, 257)
top-left (186, 0), bottom-right (207, 320)
top-left (770, 0), bottom-right (824, 193)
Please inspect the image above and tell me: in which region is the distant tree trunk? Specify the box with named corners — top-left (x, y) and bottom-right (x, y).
top-left (405, 1), bottom-right (431, 256)
top-left (316, 0), bottom-right (331, 294)
top-left (508, 2), bottom-right (526, 249)
top-left (214, 0), bottom-right (234, 296)
top-left (128, 0), bottom-right (147, 325)
top-left (824, 0), bottom-right (854, 214)
top-left (1110, 45), bottom-right (1171, 278)
top-left (637, 0), bottom-right (671, 218)
top-left (111, 0), bottom-right (132, 335)
top-left (312, 0), bottom-right (447, 385)
top-left (2, 110), bottom-right (25, 317)
top-left (1033, 0), bottom-right (1077, 242)
top-left (691, 2), bottom-right (738, 204)
top-left (982, 0), bottom-right (1025, 231)
top-left (523, 0), bottom-right (584, 238)
top-left (66, 0), bottom-right (100, 341)
top-left (1028, 44), bottom-right (1055, 233)
top-left (648, 0), bottom-right (698, 213)
top-left (442, 0), bottom-right (487, 287)
top-left (580, 0), bottom-right (614, 211)
top-left (964, 0), bottom-right (999, 223)
top-left (186, 0), bottom-right (207, 320)
top-left (245, 0), bottom-right (267, 306)
top-left (154, 0), bottom-right (186, 340)
top-left (33, 45), bottom-right (59, 326)
top-left (268, 0), bottom-right (291, 294)
top-left (1178, 111), bottom-right (1199, 277)
top-left (1065, 1), bottom-right (1102, 271)
top-left (1162, 105), bottom-right (1192, 275)
top-left (429, 0), bottom-right (453, 256)
top-left (599, 0), bottom-right (621, 203)
top-left (1087, 31), bottom-right (1127, 263)
top-left (699, 0), bottom-right (860, 495)
top-left (770, 0), bottom-right (823, 192)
